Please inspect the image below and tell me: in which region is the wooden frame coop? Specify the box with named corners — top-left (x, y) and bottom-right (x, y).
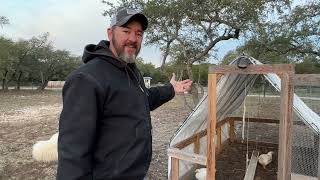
top-left (168, 63), bottom-right (295, 180)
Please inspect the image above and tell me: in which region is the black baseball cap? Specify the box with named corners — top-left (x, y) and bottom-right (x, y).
top-left (110, 8), bottom-right (148, 31)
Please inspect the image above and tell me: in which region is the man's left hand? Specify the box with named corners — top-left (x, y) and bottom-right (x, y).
top-left (170, 73), bottom-right (193, 93)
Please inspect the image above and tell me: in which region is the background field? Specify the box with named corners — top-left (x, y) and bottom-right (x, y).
top-left (0, 90), bottom-right (191, 180)
top-left (0, 89), bottom-right (319, 179)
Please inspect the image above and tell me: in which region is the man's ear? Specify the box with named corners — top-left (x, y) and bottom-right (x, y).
top-left (107, 28), bottom-right (112, 41)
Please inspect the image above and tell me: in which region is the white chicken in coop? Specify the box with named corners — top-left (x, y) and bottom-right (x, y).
top-left (32, 132), bottom-right (58, 162)
top-left (195, 168), bottom-right (206, 180)
top-left (258, 151), bottom-right (274, 169)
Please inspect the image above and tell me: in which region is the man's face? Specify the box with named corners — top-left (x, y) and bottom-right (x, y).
top-left (108, 21), bottom-right (144, 63)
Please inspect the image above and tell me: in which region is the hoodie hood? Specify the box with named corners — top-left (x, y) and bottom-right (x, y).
top-left (82, 40), bottom-right (128, 69)
top-left (82, 40), bottom-right (145, 88)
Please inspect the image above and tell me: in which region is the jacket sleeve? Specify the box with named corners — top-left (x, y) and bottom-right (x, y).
top-left (57, 72), bottom-right (104, 180)
top-left (147, 83), bottom-right (175, 111)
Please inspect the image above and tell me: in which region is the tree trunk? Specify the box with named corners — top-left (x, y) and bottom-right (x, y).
top-left (178, 69), bottom-right (184, 81)
top-left (197, 68), bottom-right (201, 84)
top-left (6, 72), bottom-right (15, 90)
top-left (197, 68), bottom-right (204, 98)
top-left (2, 70), bottom-right (8, 91)
top-left (1, 78), bottom-right (4, 90)
top-left (186, 63), bottom-right (199, 105)
top-left (16, 71), bottom-right (22, 90)
top-left (38, 80), bottom-right (49, 90)
top-left (40, 71), bottom-right (44, 83)
top-left (186, 62), bottom-right (194, 83)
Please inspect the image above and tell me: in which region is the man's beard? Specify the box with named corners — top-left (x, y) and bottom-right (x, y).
top-left (112, 35), bottom-right (141, 63)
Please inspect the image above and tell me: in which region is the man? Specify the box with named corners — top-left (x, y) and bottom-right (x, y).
top-left (57, 7), bottom-right (192, 180)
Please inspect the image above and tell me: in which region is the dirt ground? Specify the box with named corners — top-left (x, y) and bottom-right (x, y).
top-left (216, 143), bottom-right (278, 180)
top-left (0, 90), bottom-right (191, 180)
top-left (0, 90), bottom-right (319, 180)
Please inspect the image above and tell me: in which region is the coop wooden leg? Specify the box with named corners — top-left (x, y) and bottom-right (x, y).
top-left (207, 73), bottom-right (217, 180)
top-left (193, 134), bottom-right (201, 170)
top-left (217, 127), bottom-right (222, 153)
top-left (229, 120), bottom-right (235, 143)
top-left (194, 134), bottom-right (200, 154)
top-left (278, 73), bottom-right (293, 180)
top-left (171, 157), bottom-right (179, 180)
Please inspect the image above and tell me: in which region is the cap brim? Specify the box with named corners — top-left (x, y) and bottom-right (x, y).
top-left (115, 13), bottom-right (148, 31)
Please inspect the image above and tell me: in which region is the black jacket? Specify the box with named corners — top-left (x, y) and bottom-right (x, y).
top-left (57, 40), bottom-right (175, 180)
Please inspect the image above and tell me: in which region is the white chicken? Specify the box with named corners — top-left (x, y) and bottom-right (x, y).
top-left (258, 151), bottom-right (274, 169)
top-left (32, 132), bottom-right (58, 162)
top-left (195, 168), bottom-right (206, 180)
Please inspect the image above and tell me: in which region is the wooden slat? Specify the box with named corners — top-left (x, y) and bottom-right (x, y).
top-left (174, 116), bottom-right (282, 150)
top-left (168, 148), bottom-right (207, 165)
top-left (171, 157), bottom-right (179, 180)
top-left (207, 73), bottom-right (217, 180)
top-left (173, 115), bottom-right (229, 149)
top-left (209, 64), bottom-right (294, 74)
top-left (216, 117), bottom-right (231, 128)
top-left (230, 117), bottom-right (279, 124)
top-left (194, 134), bottom-right (200, 154)
top-left (229, 120), bottom-right (235, 143)
top-left (217, 73), bottom-right (224, 81)
top-left (233, 139), bottom-right (278, 147)
top-left (216, 127), bottom-right (222, 153)
top-left (173, 129), bottom-right (207, 149)
top-left (278, 73), bottom-right (294, 180)
top-left (243, 150), bottom-right (259, 180)
top-left (229, 116), bottom-right (305, 125)
top-left (194, 134), bottom-right (201, 170)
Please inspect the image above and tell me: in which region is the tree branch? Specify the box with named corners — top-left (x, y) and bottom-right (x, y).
top-left (191, 28), bottom-right (240, 63)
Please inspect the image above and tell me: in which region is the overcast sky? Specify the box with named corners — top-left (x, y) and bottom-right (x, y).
top-left (0, 0), bottom-right (240, 67)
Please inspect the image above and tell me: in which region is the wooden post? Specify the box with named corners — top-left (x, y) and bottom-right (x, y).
top-left (229, 119), bottom-right (235, 143)
top-left (194, 134), bottom-right (201, 170)
top-left (194, 134), bottom-right (200, 154)
top-left (168, 148), bottom-right (207, 165)
top-left (171, 157), bottom-right (179, 180)
top-left (207, 73), bottom-right (217, 180)
top-left (278, 73), bottom-right (294, 180)
top-left (217, 127), bottom-right (222, 153)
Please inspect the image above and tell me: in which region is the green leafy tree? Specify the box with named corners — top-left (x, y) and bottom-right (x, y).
top-left (102, 0), bottom-right (290, 104)
top-left (9, 33), bottom-right (50, 90)
top-left (52, 55), bottom-right (82, 81)
top-left (295, 56), bottom-right (320, 74)
top-left (136, 57), bottom-right (168, 84)
top-left (36, 48), bottom-right (82, 90)
top-left (192, 63), bottom-right (210, 86)
top-left (220, 50), bottom-right (239, 65)
top-left (0, 36), bottom-right (16, 90)
top-left (237, 1), bottom-right (319, 63)
top-left (0, 16), bottom-right (9, 28)
top-left (0, 33), bottom-right (82, 90)
top-left (135, 57), bottom-right (156, 77)
top-left (219, 1), bottom-right (320, 74)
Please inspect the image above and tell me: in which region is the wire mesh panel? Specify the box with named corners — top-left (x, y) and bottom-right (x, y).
top-left (234, 121), bottom-right (279, 144)
top-left (229, 89), bottom-right (281, 145)
top-left (291, 115), bottom-right (319, 178)
top-left (292, 79), bottom-right (320, 178)
top-left (168, 64), bottom-right (319, 179)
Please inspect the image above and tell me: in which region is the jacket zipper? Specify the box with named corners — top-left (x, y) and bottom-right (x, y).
top-left (139, 85), bottom-right (145, 93)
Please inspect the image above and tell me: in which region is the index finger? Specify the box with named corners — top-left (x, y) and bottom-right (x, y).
top-left (180, 79), bottom-right (192, 83)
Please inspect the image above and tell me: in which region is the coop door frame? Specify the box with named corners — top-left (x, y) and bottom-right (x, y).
top-left (207, 64), bottom-right (294, 180)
